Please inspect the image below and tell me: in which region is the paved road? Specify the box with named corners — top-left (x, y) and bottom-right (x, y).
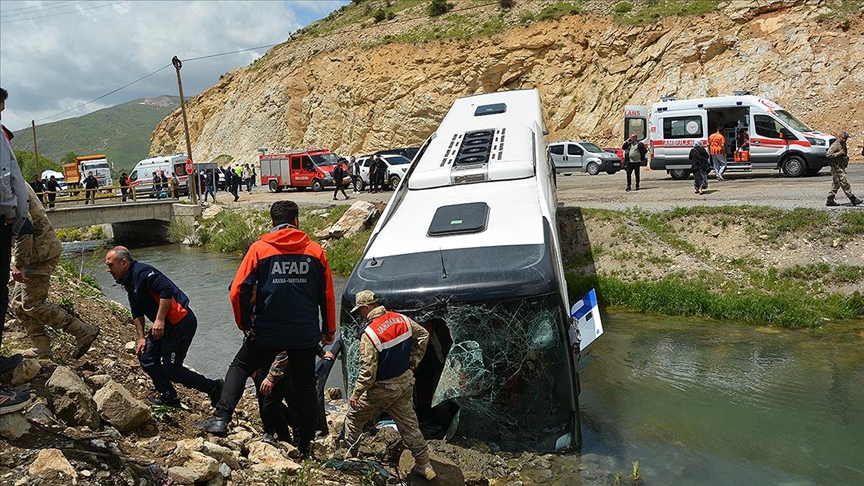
top-left (89, 164), bottom-right (864, 213)
top-left (555, 163), bottom-right (864, 211)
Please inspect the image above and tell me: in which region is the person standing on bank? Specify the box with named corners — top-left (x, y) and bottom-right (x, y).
top-left (83, 170), bottom-right (98, 205)
top-left (29, 174), bottom-right (45, 205)
top-left (708, 127), bottom-right (727, 181)
top-left (196, 200), bottom-right (336, 459)
top-left (105, 246), bottom-right (223, 408)
top-left (11, 184), bottom-right (100, 359)
top-left (690, 140), bottom-right (710, 195)
top-left (203, 169), bottom-right (217, 203)
top-left (368, 156), bottom-right (379, 194)
top-left (826, 131), bottom-right (862, 207)
top-left (375, 155), bottom-right (388, 191)
top-left (350, 156), bottom-right (360, 194)
top-left (343, 290), bottom-right (436, 481)
top-left (0, 86), bottom-right (31, 414)
top-left (333, 159), bottom-right (349, 200)
top-left (622, 134), bottom-right (646, 191)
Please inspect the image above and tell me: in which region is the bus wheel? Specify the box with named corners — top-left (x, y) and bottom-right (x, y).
top-left (669, 169), bottom-right (691, 180)
top-left (311, 179), bottom-right (324, 192)
top-left (268, 180), bottom-right (279, 193)
top-left (586, 162), bottom-right (600, 175)
top-left (782, 156), bottom-right (806, 177)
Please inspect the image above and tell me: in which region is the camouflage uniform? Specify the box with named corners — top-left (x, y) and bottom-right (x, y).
top-left (11, 184), bottom-right (97, 357)
top-left (827, 138), bottom-right (852, 198)
top-left (345, 305), bottom-right (431, 464)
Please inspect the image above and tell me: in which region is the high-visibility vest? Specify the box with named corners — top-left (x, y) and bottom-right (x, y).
top-left (364, 311), bottom-right (413, 381)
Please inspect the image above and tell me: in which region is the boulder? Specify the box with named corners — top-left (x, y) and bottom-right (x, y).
top-left (0, 411), bottom-right (31, 440)
top-left (46, 366), bottom-right (100, 429)
top-left (93, 380), bottom-right (151, 432)
top-left (202, 205), bottom-right (224, 219)
top-left (88, 374), bottom-right (113, 386)
top-left (247, 441), bottom-right (301, 475)
top-left (181, 451), bottom-right (220, 483)
top-left (11, 359), bottom-right (40, 385)
top-left (329, 201), bottom-right (378, 239)
top-left (28, 448), bottom-right (78, 483)
top-left (202, 441), bottom-right (241, 470)
top-left (24, 402), bottom-right (55, 426)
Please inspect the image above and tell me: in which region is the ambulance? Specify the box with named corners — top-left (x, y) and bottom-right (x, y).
top-left (624, 93), bottom-right (835, 179)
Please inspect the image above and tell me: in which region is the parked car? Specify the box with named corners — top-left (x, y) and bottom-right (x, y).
top-left (356, 154), bottom-right (412, 190)
top-left (375, 146), bottom-right (421, 162)
top-left (547, 140), bottom-right (622, 175)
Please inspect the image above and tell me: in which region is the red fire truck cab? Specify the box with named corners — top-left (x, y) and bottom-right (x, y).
top-left (260, 149), bottom-right (340, 192)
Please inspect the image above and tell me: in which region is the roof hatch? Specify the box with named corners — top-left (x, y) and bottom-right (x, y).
top-left (428, 202), bottom-right (490, 237)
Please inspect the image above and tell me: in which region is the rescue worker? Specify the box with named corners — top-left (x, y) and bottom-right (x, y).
top-left (11, 184), bottom-right (99, 359)
top-left (83, 170), bottom-right (98, 205)
top-left (708, 127), bottom-right (727, 181)
top-left (105, 246), bottom-right (223, 408)
top-left (196, 200), bottom-right (336, 459)
top-left (825, 131), bottom-right (862, 207)
top-left (343, 290), bottom-right (436, 481)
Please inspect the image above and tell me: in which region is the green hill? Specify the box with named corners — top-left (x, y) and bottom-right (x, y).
top-left (12, 96), bottom-right (180, 174)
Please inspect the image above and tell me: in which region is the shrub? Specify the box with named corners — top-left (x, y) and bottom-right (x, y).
top-left (613, 1), bottom-right (633, 14)
top-left (499, 0), bottom-right (515, 9)
top-left (428, 0), bottom-right (453, 17)
top-left (373, 8), bottom-right (386, 22)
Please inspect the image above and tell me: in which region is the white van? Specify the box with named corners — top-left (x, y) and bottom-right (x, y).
top-left (547, 140), bottom-right (622, 175)
top-left (128, 154), bottom-right (189, 197)
top-left (625, 93), bottom-right (835, 179)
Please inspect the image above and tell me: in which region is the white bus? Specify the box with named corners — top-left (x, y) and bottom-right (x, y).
top-left (339, 89), bottom-right (584, 452)
top-left (625, 93), bottom-right (835, 179)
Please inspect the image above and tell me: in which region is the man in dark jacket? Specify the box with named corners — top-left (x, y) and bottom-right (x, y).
top-left (105, 246), bottom-right (223, 407)
top-left (375, 155), bottom-right (388, 190)
top-left (622, 134), bottom-right (647, 191)
top-left (195, 200), bottom-right (336, 457)
top-left (119, 172), bottom-right (130, 202)
top-left (29, 175), bottom-right (46, 205)
top-left (83, 171), bottom-right (98, 205)
top-left (332, 159), bottom-right (349, 200)
top-left (44, 175), bottom-right (59, 208)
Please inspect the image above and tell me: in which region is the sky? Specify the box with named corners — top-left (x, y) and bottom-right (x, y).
top-left (0, 0), bottom-right (349, 131)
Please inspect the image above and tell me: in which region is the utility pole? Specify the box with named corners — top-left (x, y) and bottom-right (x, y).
top-left (172, 55), bottom-right (198, 204)
top-left (31, 121), bottom-right (41, 176)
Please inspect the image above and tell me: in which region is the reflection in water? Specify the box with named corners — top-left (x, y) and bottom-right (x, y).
top-left (579, 312), bottom-right (864, 485)
top-left (70, 244), bottom-right (864, 484)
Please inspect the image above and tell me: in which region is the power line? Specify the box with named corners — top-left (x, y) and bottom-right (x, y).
top-left (0, 1), bottom-right (119, 24)
top-left (36, 63), bottom-right (173, 123)
top-left (182, 44), bottom-right (281, 63)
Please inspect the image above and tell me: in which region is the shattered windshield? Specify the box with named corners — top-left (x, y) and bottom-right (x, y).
top-left (342, 293), bottom-right (576, 452)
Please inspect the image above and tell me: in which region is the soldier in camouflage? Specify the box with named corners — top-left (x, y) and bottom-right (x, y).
top-left (10, 184), bottom-right (100, 359)
top-left (826, 131), bottom-right (863, 207)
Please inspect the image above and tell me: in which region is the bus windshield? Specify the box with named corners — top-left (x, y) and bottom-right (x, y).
top-left (774, 110), bottom-right (813, 132)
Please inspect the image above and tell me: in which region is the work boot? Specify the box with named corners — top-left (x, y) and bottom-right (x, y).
top-left (413, 463), bottom-right (437, 481)
top-left (29, 336), bottom-right (53, 359)
top-left (65, 318), bottom-right (100, 359)
top-left (826, 196), bottom-right (839, 207)
top-left (851, 195), bottom-right (863, 206)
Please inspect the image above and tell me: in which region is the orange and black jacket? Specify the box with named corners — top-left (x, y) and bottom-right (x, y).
top-left (119, 259), bottom-right (191, 325)
top-left (230, 225), bottom-right (336, 349)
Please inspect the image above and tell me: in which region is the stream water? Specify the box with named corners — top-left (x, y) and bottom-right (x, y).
top-left (71, 243), bottom-right (864, 485)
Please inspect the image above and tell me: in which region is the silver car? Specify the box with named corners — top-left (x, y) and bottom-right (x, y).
top-left (547, 140), bottom-right (622, 175)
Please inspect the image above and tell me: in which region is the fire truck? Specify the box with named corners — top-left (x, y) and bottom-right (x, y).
top-left (260, 148), bottom-right (341, 192)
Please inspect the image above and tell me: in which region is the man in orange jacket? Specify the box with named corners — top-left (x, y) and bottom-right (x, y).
top-left (708, 127), bottom-right (727, 181)
top-left (195, 200), bottom-right (335, 457)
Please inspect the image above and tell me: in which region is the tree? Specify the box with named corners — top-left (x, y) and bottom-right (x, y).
top-left (61, 151), bottom-right (78, 164)
top-left (14, 150), bottom-right (60, 181)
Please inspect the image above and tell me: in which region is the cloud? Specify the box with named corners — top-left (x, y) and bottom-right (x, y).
top-left (0, 0), bottom-right (348, 131)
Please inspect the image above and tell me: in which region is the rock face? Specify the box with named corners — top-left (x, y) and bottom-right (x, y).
top-left (150, 2), bottom-right (864, 165)
top-left (93, 380), bottom-right (151, 432)
top-left (46, 365), bottom-right (100, 429)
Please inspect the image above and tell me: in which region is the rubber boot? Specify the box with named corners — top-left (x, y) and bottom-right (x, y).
top-left (851, 195), bottom-right (863, 206)
top-left (65, 318), bottom-right (100, 359)
top-left (29, 336), bottom-right (53, 359)
top-left (826, 196), bottom-right (839, 207)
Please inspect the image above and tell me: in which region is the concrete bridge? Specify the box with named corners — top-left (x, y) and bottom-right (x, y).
top-left (45, 201), bottom-right (202, 243)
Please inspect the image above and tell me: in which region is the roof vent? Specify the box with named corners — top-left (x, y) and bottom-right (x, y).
top-left (732, 90), bottom-right (753, 96)
top-left (474, 103), bottom-right (506, 116)
top-left (455, 130), bottom-right (494, 167)
top-left (660, 95), bottom-right (677, 102)
top-left (428, 202), bottom-right (490, 237)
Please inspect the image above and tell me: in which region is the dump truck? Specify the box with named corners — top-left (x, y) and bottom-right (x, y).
top-left (62, 154), bottom-right (113, 189)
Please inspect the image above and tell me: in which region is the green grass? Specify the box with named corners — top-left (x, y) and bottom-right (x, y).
top-left (535, 1), bottom-right (583, 22)
top-left (616, 0), bottom-right (722, 24)
top-left (567, 273), bottom-right (863, 329)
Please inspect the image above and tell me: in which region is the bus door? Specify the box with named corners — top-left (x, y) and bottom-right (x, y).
top-left (750, 114), bottom-right (793, 169)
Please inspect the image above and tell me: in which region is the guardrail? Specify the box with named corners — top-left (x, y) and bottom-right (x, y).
top-left (33, 184), bottom-right (184, 208)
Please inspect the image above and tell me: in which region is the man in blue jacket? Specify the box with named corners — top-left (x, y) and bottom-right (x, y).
top-left (105, 246), bottom-right (222, 408)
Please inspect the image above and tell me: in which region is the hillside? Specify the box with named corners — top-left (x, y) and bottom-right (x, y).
top-left (149, 0), bottom-right (864, 163)
top-left (13, 96), bottom-right (180, 173)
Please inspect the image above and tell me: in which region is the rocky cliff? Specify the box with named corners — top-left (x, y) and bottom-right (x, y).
top-left (150, 0), bottom-right (864, 163)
